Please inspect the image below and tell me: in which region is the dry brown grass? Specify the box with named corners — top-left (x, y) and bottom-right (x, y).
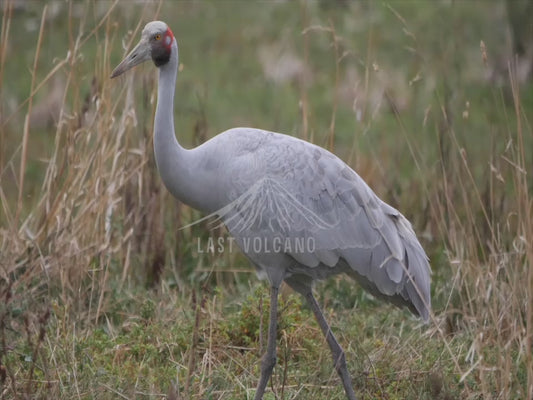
top-left (423, 57), bottom-right (533, 399)
top-left (0, 0), bottom-right (177, 336)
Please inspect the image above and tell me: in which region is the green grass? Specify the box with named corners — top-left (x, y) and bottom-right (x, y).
top-left (1, 1), bottom-right (532, 399)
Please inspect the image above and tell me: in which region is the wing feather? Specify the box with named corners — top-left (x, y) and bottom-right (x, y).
top-left (216, 129), bottom-right (431, 319)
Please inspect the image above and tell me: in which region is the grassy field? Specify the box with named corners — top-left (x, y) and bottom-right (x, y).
top-left (1, 1), bottom-right (532, 399)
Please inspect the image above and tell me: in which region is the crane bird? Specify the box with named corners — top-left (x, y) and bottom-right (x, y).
top-left (111, 21), bottom-right (431, 400)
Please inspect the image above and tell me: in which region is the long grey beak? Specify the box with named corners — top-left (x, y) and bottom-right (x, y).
top-left (110, 39), bottom-right (151, 78)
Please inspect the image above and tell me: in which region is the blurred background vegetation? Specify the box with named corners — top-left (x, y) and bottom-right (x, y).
top-left (0, 0), bottom-right (532, 399)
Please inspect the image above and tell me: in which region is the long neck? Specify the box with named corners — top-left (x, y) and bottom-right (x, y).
top-left (154, 40), bottom-right (212, 211)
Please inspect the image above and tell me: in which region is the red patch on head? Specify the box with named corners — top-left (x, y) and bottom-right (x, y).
top-left (164, 27), bottom-right (174, 49)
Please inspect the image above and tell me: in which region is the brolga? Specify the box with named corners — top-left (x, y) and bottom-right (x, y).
top-left (111, 21), bottom-right (431, 400)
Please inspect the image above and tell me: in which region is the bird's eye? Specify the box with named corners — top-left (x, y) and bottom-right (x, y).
top-left (155, 34), bottom-right (161, 41)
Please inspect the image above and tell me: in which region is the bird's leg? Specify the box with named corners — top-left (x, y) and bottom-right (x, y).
top-left (254, 285), bottom-right (279, 400)
top-left (305, 291), bottom-right (358, 400)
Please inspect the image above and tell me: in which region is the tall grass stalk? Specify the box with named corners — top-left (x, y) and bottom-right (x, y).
top-left (16, 6), bottom-right (47, 224)
top-left (0, 0), bottom-right (13, 176)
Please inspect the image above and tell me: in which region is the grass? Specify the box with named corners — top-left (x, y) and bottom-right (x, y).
top-left (1, 0), bottom-right (532, 399)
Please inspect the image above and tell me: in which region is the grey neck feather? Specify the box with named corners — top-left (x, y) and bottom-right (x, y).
top-left (154, 39), bottom-right (215, 212)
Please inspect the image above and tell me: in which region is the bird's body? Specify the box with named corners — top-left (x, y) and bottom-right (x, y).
top-left (112, 21), bottom-right (431, 400)
top-left (187, 127), bottom-right (430, 318)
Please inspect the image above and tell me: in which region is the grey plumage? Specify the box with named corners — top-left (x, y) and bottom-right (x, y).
top-left (189, 128), bottom-right (430, 320)
top-left (111, 21), bottom-right (431, 400)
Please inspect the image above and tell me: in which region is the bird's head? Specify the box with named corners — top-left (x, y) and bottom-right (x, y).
top-left (111, 21), bottom-right (174, 78)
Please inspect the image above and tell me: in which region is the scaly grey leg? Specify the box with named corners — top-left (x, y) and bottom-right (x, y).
top-left (305, 291), bottom-right (357, 400)
top-left (254, 285), bottom-right (279, 400)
